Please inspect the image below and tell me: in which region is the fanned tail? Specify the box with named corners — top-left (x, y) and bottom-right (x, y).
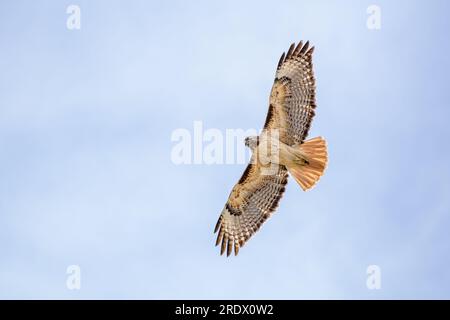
top-left (287, 136), bottom-right (328, 191)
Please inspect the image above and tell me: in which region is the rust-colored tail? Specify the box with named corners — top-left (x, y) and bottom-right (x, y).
top-left (287, 136), bottom-right (328, 191)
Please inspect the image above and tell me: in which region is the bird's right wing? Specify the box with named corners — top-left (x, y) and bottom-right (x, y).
top-left (214, 160), bottom-right (288, 256)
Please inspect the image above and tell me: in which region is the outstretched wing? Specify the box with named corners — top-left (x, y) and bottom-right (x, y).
top-left (265, 41), bottom-right (317, 146)
top-left (214, 160), bottom-right (288, 256)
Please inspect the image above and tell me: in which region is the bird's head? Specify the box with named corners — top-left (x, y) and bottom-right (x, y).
top-left (244, 136), bottom-right (259, 150)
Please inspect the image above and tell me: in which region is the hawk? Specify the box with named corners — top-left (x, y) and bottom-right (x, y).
top-left (214, 41), bottom-right (328, 256)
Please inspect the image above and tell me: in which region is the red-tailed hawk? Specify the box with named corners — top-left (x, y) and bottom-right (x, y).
top-left (214, 41), bottom-right (328, 256)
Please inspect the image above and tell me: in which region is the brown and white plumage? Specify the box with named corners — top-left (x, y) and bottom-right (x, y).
top-left (269, 40), bottom-right (316, 145)
top-left (214, 41), bottom-right (327, 256)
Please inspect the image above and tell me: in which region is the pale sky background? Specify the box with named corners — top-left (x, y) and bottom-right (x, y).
top-left (1, 0), bottom-right (449, 299)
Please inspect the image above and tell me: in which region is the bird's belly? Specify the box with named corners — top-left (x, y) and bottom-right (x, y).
top-left (254, 136), bottom-right (290, 167)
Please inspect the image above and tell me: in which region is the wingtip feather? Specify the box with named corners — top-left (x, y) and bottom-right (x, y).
top-left (214, 217), bottom-right (221, 233)
top-left (277, 52), bottom-right (285, 69)
top-left (299, 40), bottom-right (310, 54)
top-left (285, 42), bottom-right (295, 59)
top-left (227, 239), bottom-right (232, 257)
top-left (220, 237), bottom-right (226, 255)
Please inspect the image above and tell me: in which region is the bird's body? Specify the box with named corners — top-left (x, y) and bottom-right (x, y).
top-left (214, 41), bottom-right (328, 256)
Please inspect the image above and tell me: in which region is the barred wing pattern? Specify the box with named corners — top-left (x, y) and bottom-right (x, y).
top-left (269, 41), bottom-right (316, 145)
top-left (214, 162), bottom-right (288, 256)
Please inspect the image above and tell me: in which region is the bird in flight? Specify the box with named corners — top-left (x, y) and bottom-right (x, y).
top-left (214, 41), bottom-right (328, 256)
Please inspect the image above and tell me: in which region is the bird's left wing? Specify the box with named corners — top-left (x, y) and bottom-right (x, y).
top-left (268, 41), bottom-right (317, 146)
top-left (214, 160), bottom-right (288, 256)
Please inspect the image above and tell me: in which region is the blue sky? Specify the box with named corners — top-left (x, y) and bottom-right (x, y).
top-left (1, 0), bottom-right (450, 299)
